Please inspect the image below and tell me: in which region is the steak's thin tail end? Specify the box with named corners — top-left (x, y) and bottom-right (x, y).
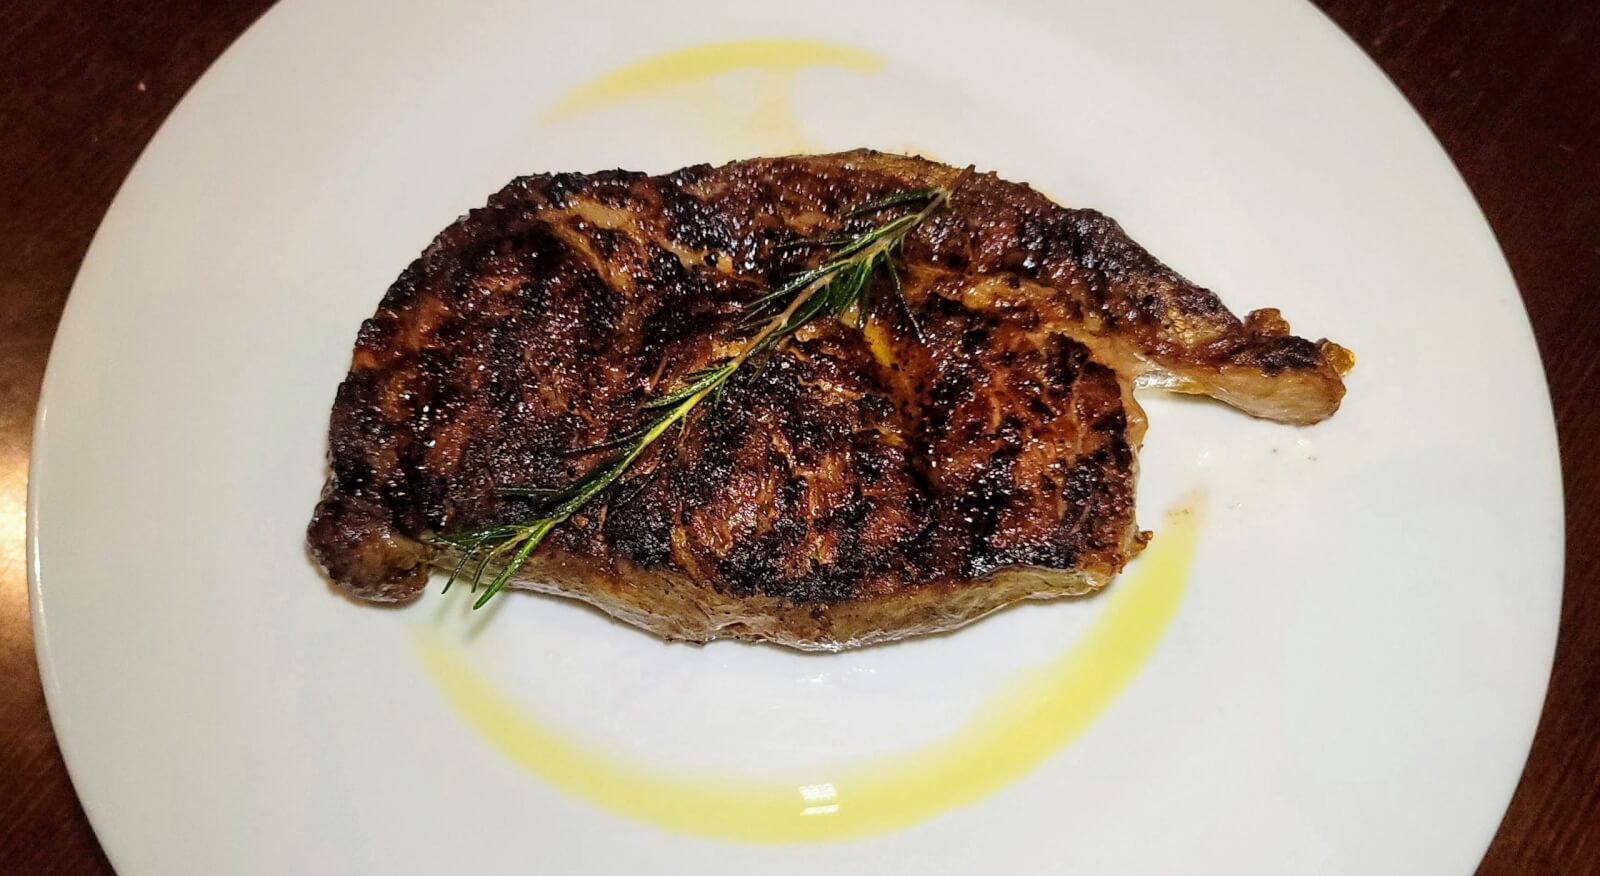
top-left (1229, 307), bottom-right (1353, 426)
top-left (1141, 308), bottom-right (1353, 427)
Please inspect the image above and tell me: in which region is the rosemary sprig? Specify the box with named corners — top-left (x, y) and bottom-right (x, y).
top-left (436, 172), bottom-right (969, 608)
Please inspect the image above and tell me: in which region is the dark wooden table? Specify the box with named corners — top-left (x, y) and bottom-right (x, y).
top-left (3, 1), bottom-right (1595, 872)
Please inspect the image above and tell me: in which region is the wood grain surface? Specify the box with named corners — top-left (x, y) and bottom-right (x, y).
top-left (1, 1), bottom-right (1594, 872)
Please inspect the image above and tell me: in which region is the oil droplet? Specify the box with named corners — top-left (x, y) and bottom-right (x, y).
top-left (416, 495), bottom-right (1203, 844)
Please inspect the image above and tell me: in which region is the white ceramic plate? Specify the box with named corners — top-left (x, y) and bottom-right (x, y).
top-left (31, 0), bottom-right (1563, 873)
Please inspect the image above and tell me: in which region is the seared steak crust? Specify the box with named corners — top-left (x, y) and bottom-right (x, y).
top-left (308, 151), bottom-right (1348, 648)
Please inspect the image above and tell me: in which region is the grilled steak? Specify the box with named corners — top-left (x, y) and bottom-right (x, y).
top-left (308, 150), bottom-right (1350, 649)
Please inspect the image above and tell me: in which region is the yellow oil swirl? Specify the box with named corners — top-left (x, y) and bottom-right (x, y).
top-left (547, 39), bottom-right (883, 119)
top-left (416, 498), bottom-right (1201, 843)
top-left (545, 40), bottom-right (885, 156)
